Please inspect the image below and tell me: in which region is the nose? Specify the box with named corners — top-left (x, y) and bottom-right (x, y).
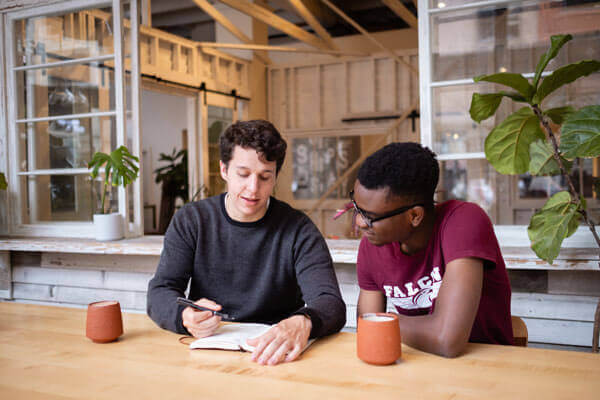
top-left (354, 212), bottom-right (369, 229)
top-left (247, 174), bottom-right (259, 193)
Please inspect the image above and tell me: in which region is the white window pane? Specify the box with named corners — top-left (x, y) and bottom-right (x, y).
top-left (438, 159), bottom-right (600, 225)
top-left (432, 83), bottom-right (496, 154)
top-left (430, 1), bottom-right (472, 8)
top-left (431, 0), bottom-right (600, 82)
top-left (433, 77), bottom-right (600, 156)
top-left (19, 173), bottom-right (118, 223)
top-left (14, 10), bottom-right (113, 68)
top-left (18, 116), bottom-right (116, 172)
top-left (17, 64), bottom-right (115, 120)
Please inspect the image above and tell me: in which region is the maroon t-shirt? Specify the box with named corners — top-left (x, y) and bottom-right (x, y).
top-left (357, 200), bottom-right (514, 345)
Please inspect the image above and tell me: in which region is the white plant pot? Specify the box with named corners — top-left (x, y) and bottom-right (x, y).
top-left (93, 213), bottom-right (124, 241)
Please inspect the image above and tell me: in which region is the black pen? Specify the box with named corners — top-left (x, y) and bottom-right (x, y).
top-left (176, 297), bottom-right (235, 320)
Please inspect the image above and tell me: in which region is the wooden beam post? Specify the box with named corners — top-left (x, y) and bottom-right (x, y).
top-left (382, 0), bottom-right (418, 29)
top-left (141, 0), bottom-right (152, 27)
top-left (198, 42), bottom-right (367, 56)
top-left (216, 0), bottom-right (331, 51)
top-left (288, 0), bottom-right (338, 50)
top-left (249, 0), bottom-right (269, 120)
top-left (193, 0), bottom-right (272, 64)
top-left (320, 0), bottom-right (418, 76)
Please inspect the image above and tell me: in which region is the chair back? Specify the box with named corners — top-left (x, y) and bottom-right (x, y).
top-left (512, 316), bottom-right (528, 347)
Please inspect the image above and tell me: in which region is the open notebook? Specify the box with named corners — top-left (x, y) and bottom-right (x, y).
top-left (189, 323), bottom-right (315, 353)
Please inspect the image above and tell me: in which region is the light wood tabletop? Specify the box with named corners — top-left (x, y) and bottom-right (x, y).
top-left (1, 302), bottom-right (598, 400)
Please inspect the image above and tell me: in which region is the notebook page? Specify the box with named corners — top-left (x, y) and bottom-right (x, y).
top-left (190, 323), bottom-right (271, 351)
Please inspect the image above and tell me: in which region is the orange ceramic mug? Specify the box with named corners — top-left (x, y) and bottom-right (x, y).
top-left (357, 312), bottom-right (401, 365)
top-left (86, 300), bottom-right (123, 343)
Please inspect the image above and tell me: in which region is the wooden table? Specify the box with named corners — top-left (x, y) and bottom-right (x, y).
top-left (1, 302), bottom-right (598, 400)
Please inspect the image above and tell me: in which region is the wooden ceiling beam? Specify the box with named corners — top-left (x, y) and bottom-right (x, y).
top-left (320, 0), bottom-right (418, 76)
top-left (288, 0), bottom-right (338, 50)
top-left (216, 0), bottom-right (331, 51)
top-left (199, 41), bottom-right (367, 56)
top-left (382, 0), bottom-right (418, 29)
top-left (192, 0), bottom-right (272, 64)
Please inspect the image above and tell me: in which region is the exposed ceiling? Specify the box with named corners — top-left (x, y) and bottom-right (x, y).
top-left (149, 0), bottom-right (417, 43)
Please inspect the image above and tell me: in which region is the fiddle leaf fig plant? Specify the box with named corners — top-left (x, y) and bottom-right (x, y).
top-left (470, 34), bottom-right (600, 264)
top-left (0, 172), bottom-right (7, 191)
top-left (88, 146), bottom-right (139, 214)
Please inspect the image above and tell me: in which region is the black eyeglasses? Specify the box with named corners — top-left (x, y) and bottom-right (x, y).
top-left (349, 190), bottom-right (424, 228)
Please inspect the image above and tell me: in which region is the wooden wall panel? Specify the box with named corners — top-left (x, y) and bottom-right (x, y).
top-left (348, 60), bottom-right (374, 114)
top-left (375, 58), bottom-right (395, 112)
top-left (321, 63), bottom-right (345, 126)
top-left (295, 66), bottom-right (320, 129)
top-left (268, 69), bottom-right (283, 130)
top-left (268, 51), bottom-right (419, 238)
top-left (285, 68), bottom-right (294, 130)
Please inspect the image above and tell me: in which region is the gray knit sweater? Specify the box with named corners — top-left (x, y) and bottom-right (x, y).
top-left (147, 194), bottom-right (346, 338)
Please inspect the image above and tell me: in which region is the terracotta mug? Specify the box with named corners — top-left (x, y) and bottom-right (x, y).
top-left (357, 312), bottom-right (401, 365)
top-left (86, 300), bottom-right (123, 343)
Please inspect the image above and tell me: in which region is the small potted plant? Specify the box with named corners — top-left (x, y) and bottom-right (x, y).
top-left (88, 146), bottom-right (139, 241)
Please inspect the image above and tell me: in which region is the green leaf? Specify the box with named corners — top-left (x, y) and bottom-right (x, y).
top-left (474, 73), bottom-right (534, 99)
top-left (484, 107), bottom-right (545, 174)
top-left (529, 139), bottom-right (572, 176)
top-left (559, 105), bottom-right (600, 159)
top-left (533, 60), bottom-right (600, 104)
top-left (533, 34), bottom-right (572, 89)
top-left (469, 91), bottom-right (528, 123)
top-left (470, 93), bottom-right (503, 123)
top-left (527, 191), bottom-right (581, 264)
top-left (0, 172), bottom-right (7, 190)
top-left (87, 146), bottom-right (139, 213)
top-left (543, 106), bottom-right (575, 125)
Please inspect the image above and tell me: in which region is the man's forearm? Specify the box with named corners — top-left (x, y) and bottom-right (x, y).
top-left (304, 294), bottom-right (346, 338)
top-left (396, 313), bottom-right (467, 358)
top-left (147, 277), bottom-right (188, 334)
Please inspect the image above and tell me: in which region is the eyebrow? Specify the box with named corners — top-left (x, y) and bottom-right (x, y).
top-left (235, 166), bottom-right (274, 174)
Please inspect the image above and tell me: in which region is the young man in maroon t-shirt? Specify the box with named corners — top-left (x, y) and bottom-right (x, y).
top-left (353, 142), bottom-right (513, 358)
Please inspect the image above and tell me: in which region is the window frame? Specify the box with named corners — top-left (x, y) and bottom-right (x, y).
top-left (2, 0), bottom-right (143, 238)
top-left (418, 0), bottom-right (598, 249)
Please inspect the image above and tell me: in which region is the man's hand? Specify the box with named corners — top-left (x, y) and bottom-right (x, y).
top-left (246, 315), bottom-right (312, 366)
top-left (181, 298), bottom-right (222, 338)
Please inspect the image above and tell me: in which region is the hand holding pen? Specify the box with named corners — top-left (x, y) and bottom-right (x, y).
top-left (178, 297), bottom-right (233, 338)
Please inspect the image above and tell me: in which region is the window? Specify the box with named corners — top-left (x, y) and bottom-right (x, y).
top-left (4, 0), bottom-right (141, 237)
top-left (419, 0), bottom-right (600, 246)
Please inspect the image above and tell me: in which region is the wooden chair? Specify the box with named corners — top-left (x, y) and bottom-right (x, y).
top-left (512, 316), bottom-right (528, 347)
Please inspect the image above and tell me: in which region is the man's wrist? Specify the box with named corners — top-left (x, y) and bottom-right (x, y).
top-left (291, 308), bottom-right (317, 336)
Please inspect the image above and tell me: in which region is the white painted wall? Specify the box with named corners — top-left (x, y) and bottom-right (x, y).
top-left (141, 89), bottom-right (189, 232)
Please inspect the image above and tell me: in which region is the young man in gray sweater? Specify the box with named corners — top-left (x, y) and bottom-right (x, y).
top-left (147, 120), bottom-right (346, 366)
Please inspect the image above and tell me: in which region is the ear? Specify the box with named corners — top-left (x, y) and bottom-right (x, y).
top-left (408, 206), bottom-right (425, 228)
top-left (219, 160), bottom-right (228, 181)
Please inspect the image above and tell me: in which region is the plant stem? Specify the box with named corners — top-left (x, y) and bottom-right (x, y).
top-left (532, 105), bottom-right (600, 250)
top-left (101, 181), bottom-right (107, 214)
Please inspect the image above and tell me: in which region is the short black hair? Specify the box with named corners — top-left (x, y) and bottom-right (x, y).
top-left (220, 120), bottom-right (287, 174)
top-left (357, 142), bottom-right (439, 205)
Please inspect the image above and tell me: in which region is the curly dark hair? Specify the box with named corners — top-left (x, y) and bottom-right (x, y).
top-left (357, 142), bottom-right (439, 205)
top-left (220, 120), bottom-right (287, 174)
